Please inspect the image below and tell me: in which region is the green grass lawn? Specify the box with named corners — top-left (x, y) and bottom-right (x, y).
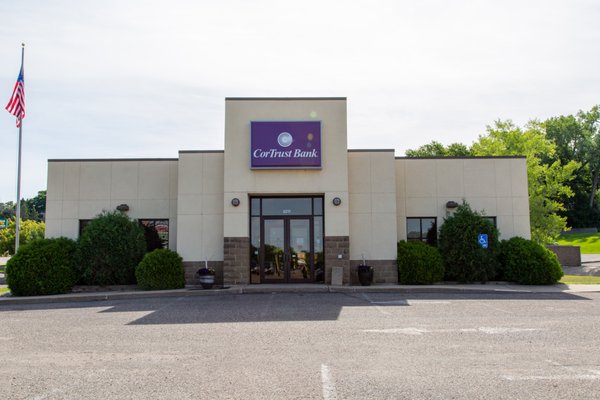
top-left (560, 275), bottom-right (600, 284)
top-left (557, 232), bottom-right (600, 254)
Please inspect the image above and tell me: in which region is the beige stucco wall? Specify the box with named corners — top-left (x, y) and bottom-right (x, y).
top-left (348, 151), bottom-right (397, 260)
top-left (223, 98), bottom-right (349, 238)
top-left (176, 151), bottom-right (225, 262)
top-left (396, 157), bottom-right (531, 240)
top-left (45, 159), bottom-right (178, 248)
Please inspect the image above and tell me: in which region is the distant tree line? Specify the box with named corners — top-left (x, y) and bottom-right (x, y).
top-left (405, 105), bottom-right (600, 244)
top-left (0, 190), bottom-right (46, 222)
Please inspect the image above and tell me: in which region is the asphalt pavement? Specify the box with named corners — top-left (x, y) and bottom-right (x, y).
top-left (1, 291), bottom-right (599, 399)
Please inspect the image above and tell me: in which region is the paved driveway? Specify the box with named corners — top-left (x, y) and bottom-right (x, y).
top-left (1, 292), bottom-right (600, 399)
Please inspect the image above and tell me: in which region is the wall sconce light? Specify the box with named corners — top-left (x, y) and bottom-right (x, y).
top-left (446, 201), bottom-right (459, 210)
top-left (231, 198), bottom-right (240, 207)
top-left (332, 197), bottom-right (342, 206)
top-left (116, 203), bottom-right (130, 212)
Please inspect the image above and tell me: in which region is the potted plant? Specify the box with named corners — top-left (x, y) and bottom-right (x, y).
top-left (357, 255), bottom-right (373, 286)
top-left (197, 262), bottom-right (215, 289)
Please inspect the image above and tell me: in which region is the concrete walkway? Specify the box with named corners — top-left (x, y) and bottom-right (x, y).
top-left (2, 254), bottom-right (600, 306)
top-left (0, 282), bottom-right (599, 306)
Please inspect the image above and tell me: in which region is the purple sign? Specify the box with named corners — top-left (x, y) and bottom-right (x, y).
top-left (251, 121), bottom-right (322, 169)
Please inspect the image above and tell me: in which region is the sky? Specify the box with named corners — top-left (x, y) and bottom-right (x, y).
top-left (0, 0), bottom-right (599, 202)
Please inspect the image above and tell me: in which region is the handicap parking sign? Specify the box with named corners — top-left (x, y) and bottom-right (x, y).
top-left (478, 234), bottom-right (488, 249)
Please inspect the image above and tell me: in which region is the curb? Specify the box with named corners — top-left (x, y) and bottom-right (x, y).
top-left (1, 283), bottom-right (598, 306)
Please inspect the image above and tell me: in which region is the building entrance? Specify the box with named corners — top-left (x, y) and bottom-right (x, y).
top-left (250, 197), bottom-right (324, 283)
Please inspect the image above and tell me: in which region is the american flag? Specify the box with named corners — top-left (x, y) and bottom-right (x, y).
top-left (6, 64), bottom-right (25, 128)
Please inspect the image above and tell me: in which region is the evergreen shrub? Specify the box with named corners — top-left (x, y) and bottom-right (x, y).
top-left (438, 202), bottom-right (499, 282)
top-left (498, 237), bottom-right (563, 285)
top-left (6, 237), bottom-right (77, 296)
top-left (397, 240), bottom-right (444, 284)
top-left (78, 211), bottom-right (146, 285)
top-left (135, 249), bottom-right (185, 290)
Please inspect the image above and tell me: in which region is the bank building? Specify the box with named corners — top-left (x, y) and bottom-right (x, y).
top-left (45, 98), bottom-right (531, 285)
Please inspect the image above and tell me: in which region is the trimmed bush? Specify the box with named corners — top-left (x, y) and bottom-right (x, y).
top-left (438, 202), bottom-right (500, 282)
top-left (135, 249), bottom-right (185, 290)
top-left (397, 240), bottom-right (444, 284)
top-left (6, 237), bottom-right (77, 296)
top-left (78, 211), bottom-right (147, 285)
top-left (498, 237), bottom-right (563, 285)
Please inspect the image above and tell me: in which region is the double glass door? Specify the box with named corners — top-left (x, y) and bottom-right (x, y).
top-left (250, 196), bottom-right (324, 284)
top-left (262, 217), bottom-right (311, 282)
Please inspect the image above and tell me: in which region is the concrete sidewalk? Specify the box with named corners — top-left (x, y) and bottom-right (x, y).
top-left (1, 282), bottom-right (599, 306)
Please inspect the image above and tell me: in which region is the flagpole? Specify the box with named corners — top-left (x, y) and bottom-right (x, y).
top-left (14, 43), bottom-right (24, 253)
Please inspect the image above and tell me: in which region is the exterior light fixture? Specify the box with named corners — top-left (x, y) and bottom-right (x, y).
top-left (332, 197), bottom-right (342, 206)
top-left (231, 198), bottom-right (240, 207)
top-left (116, 203), bottom-right (130, 212)
top-left (446, 201), bottom-right (459, 210)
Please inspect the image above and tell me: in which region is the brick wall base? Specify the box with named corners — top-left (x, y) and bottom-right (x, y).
top-left (183, 261), bottom-right (224, 286)
top-left (350, 259), bottom-right (398, 284)
top-left (224, 237), bottom-right (250, 284)
top-left (324, 236), bottom-right (349, 284)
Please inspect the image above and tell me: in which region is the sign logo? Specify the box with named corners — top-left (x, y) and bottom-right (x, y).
top-left (277, 132), bottom-right (293, 147)
top-left (251, 121), bottom-right (321, 169)
top-left (478, 234), bottom-right (489, 249)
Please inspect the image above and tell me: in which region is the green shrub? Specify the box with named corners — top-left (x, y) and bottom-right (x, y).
top-left (77, 211), bottom-right (146, 285)
top-left (0, 219), bottom-right (45, 255)
top-left (397, 240), bottom-right (444, 284)
top-left (6, 238), bottom-right (77, 296)
top-left (135, 249), bottom-right (185, 290)
top-left (438, 202), bottom-right (500, 282)
top-left (498, 237), bottom-right (563, 285)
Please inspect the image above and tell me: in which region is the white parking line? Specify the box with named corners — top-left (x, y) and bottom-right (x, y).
top-left (321, 364), bottom-right (338, 400)
top-left (364, 327), bottom-right (541, 335)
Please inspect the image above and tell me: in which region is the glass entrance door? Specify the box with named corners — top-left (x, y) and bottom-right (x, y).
top-left (261, 217), bottom-right (312, 283)
top-left (250, 196), bottom-right (324, 284)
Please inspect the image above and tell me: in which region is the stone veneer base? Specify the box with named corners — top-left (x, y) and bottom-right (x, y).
top-left (183, 261), bottom-right (224, 286)
top-left (349, 260), bottom-right (398, 284)
top-left (324, 236), bottom-right (350, 284)
top-left (224, 237), bottom-right (250, 285)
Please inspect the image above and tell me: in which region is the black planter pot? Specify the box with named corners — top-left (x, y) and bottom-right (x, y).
top-left (357, 266), bottom-right (373, 286)
top-left (198, 274), bottom-right (215, 289)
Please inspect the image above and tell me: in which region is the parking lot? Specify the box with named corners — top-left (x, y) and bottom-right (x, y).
top-left (1, 291), bottom-right (600, 399)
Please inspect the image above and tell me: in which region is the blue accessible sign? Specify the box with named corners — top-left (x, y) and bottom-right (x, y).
top-left (478, 234), bottom-right (488, 249)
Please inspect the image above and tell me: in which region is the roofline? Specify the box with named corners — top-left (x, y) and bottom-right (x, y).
top-left (348, 149), bottom-right (395, 153)
top-left (48, 158), bottom-right (178, 162)
top-left (179, 150), bottom-right (224, 154)
top-left (226, 97), bottom-right (347, 101)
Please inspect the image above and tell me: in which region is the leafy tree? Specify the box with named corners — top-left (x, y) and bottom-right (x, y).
top-left (405, 141), bottom-right (472, 157)
top-left (0, 190), bottom-right (46, 222)
top-left (544, 106), bottom-right (600, 227)
top-left (471, 120), bottom-right (579, 244)
top-left (0, 218), bottom-right (46, 255)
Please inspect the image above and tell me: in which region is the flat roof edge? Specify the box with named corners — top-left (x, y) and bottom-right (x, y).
top-left (48, 158), bottom-right (178, 162)
top-left (395, 156), bottom-right (527, 160)
top-left (348, 149), bottom-right (395, 153)
top-left (179, 150), bottom-right (224, 154)
top-left (226, 97), bottom-right (347, 101)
